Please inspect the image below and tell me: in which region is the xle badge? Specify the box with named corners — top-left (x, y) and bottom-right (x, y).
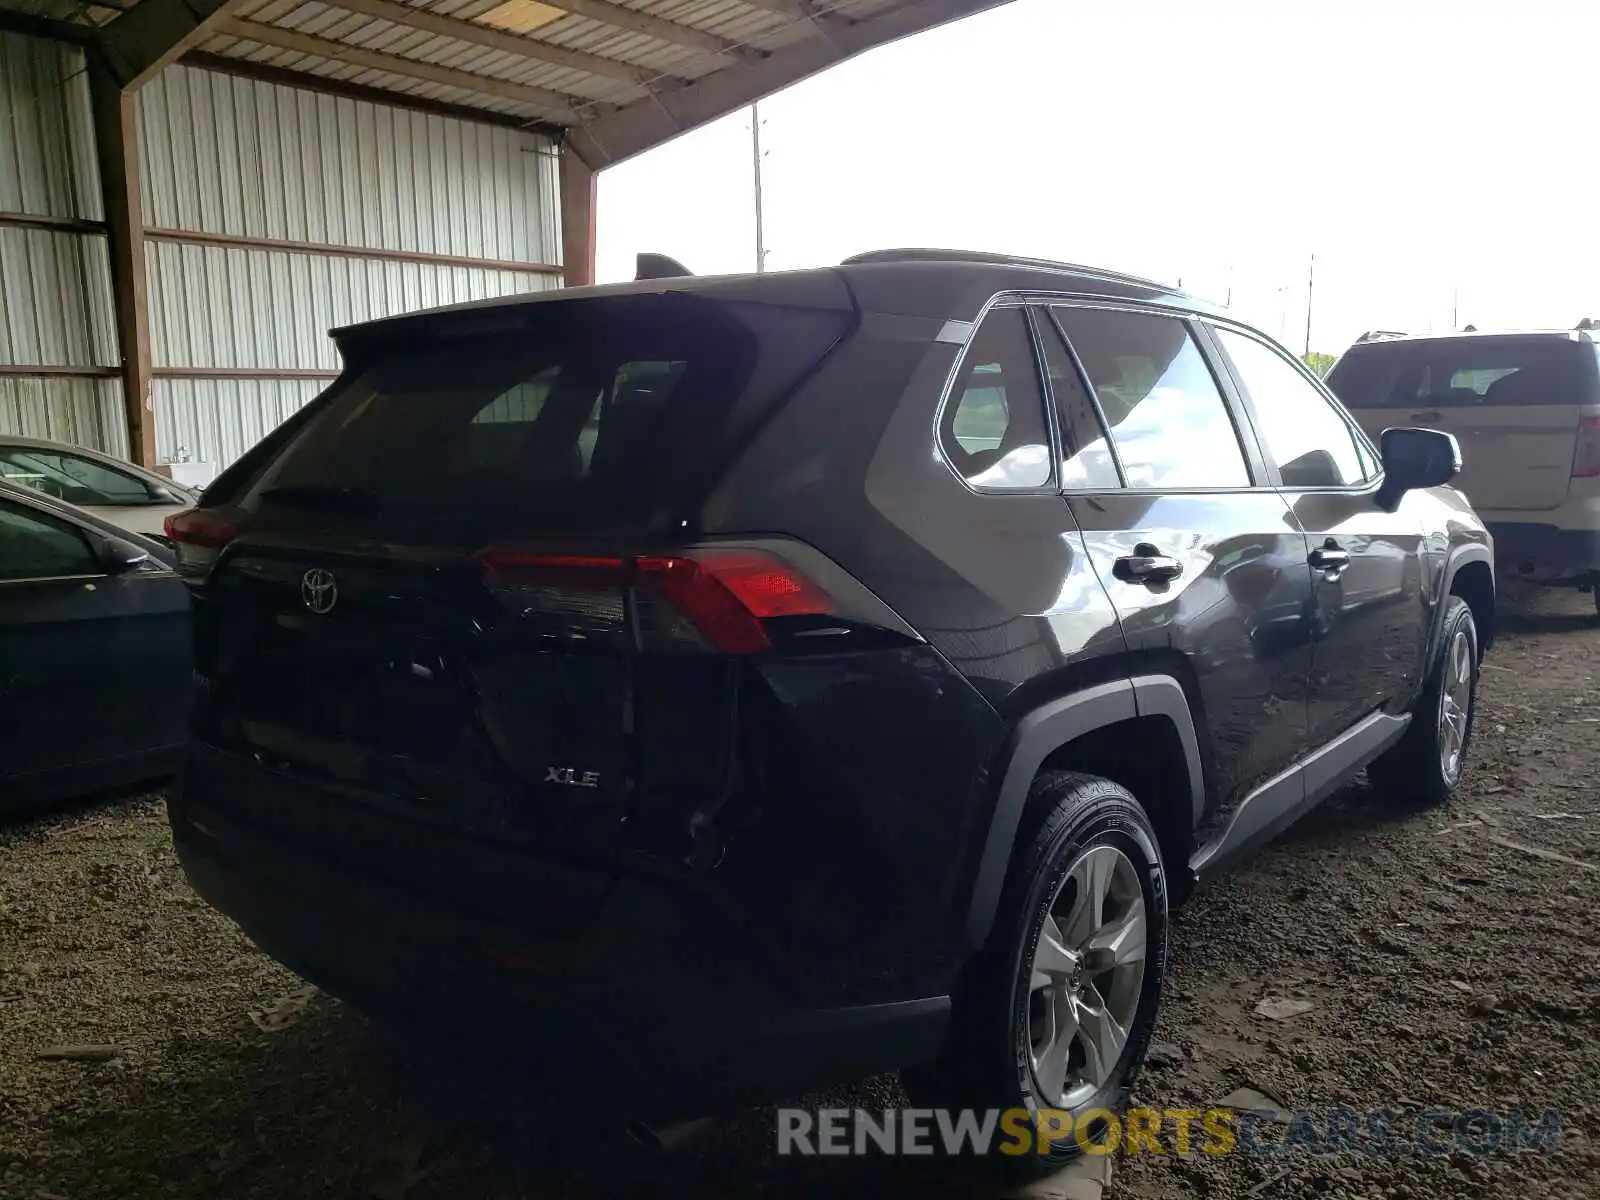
top-left (545, 767), bottom-right (601, 789)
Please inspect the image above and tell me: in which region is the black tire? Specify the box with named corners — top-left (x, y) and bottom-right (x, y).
top-left (904, 772), bottom-right (1167, 1177)
top-left (1369, 596), bottom-right (1479, 807)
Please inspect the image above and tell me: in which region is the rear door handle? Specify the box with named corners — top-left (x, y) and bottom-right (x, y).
top-left (1409, 410), bottom-right (1442, 423)
top-left (1114, 543), bottom-right (1183, 584)
top-left (1308, 542), bottom-right (1351, 574)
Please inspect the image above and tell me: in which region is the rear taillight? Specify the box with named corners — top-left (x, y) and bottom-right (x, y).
top-left (639, 551), bottom-right (834, 654)
top-left (1574, 418), bottom-right (1600, 478)
top-left (163, 508), bottom-right (238, 576)
top-left (478, 554), bottom-right (632, 647)
top-left (477, 548), bottom-right (834, 654)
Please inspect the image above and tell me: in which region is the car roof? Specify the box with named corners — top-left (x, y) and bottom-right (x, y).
top-left (332, 249), bottom-right (1234, 342)
top-left (1349, 328), bottom-right (1597, 347)
top-left (0, 433), bottom-right (137, 458)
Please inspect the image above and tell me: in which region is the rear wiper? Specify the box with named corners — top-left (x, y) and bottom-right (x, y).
top-left (259, 484), bottom-right (382, 514)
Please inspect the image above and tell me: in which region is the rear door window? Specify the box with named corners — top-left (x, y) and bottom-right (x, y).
top-left (1327, 337), bottom-right (1595, 410)
top-left (1033, 309), bottom-right (1121, 489)
top-left (1051, 307), bottom-right (1252, 490)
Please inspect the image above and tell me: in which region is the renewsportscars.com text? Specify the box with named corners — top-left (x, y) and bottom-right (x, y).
top-left (776, 1107), bottom-right (1562, 1158)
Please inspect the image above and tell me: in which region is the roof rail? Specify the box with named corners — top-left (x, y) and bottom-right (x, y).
top-left (1355, 329), bottom-right (1409, 343)
top-left (839, 248), bottom-right (1169, 291)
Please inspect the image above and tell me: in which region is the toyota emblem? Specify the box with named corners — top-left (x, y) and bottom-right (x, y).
top-left (301, 568), bottom-right (338, 615)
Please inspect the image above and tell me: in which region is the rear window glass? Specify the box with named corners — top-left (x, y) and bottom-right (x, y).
top-left (1327, 338), bottom-right (1595, 409)
top-left (242, 294), bottom-right (846, 537)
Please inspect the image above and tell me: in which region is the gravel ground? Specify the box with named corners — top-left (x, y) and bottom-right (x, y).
top-left (2, 586), bottom-right (1597, 1200)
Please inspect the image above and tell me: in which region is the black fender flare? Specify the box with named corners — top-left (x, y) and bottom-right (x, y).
top-left (964, 674), bottom-right (1204, 948)
top-left (1428, 541), bottom-right (1493, 662)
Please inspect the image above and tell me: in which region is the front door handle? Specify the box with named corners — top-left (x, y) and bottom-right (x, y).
top-left (1308, 540), bottom-right (1351, 574)
top-left (1409, 410), bottom-right (1442, 423)
top-left (1114, 543), bottom-right (1183, 584)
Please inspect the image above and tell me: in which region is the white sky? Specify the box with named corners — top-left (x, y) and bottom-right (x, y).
top-left (596, 0), bottom-right (1598, 356)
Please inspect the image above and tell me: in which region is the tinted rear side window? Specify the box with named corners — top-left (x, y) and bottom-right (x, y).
top-left (939, 307), bottom-right (1054, 490)
top-left (1327, 337), bottom-right (1596, 409)
top-left (243, 293), bottom-right (849, 539)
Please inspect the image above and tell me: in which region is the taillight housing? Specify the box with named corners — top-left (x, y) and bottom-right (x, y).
top-left (1573, 417), bottom-right (1600, 478)
top-left (477, 547), bottom-right (835, 654)
top-left (163, 508), bottom-right (238, 576)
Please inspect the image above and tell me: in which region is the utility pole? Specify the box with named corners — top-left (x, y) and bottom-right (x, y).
top-left (1451, 286), bottom-right (1459, 328)
top-left (1303, 252), bottom-right (1315, 356)
top-left (751, 102), bottom-right (766, 272)
top-left (1224, 263), bottom-right (1233, 308)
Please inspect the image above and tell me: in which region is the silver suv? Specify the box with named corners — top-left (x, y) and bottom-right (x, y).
top-left (1328, 328), bottom-right (1600, 612)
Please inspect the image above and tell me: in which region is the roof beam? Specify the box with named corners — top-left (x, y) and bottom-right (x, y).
top-left (0, 6), bottom-right (96, 43)
top-left (182, 50), bottom-right (565, 136)
top-left (328, 0), bottom-right (646, 85)
top-left (568, 0), bottom-right (1015, 167)
top-left (98, 0), bottom-right (249, 89)
top-left (552, 0), bottom-right (745, 59)
top-left (212, 16), bottom-right (583, 120)
top-left (729, 0), bottom-right (811, 17)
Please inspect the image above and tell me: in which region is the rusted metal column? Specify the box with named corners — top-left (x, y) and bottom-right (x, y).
top-left (87, 57), bottom-right (155, 468)
top-left (560, 148), bottom-right (597, 289)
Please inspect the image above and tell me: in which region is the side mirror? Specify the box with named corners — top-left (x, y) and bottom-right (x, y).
top-left (96, 534), bottom-right (152, 573)
top-left (149, 484), bottom-right (180, 503)
top-left (1376, 427), bottom-right (1461, 512)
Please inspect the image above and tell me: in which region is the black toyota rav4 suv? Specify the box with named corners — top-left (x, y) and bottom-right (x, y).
top-left (167, 250), bottom-right (1493, 1167)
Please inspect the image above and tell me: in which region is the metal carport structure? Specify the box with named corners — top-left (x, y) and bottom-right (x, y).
top-left (0, 0), bottom-right (1012, 470)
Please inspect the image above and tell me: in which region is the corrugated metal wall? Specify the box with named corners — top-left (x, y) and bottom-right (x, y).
top-left (0, 30), bottom-right (127, 455)
top-left (137, 64), bottom-right (563, 468)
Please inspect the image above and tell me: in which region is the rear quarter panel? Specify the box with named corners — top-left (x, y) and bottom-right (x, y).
top-left (702, 315), bottom-right (1130, 983)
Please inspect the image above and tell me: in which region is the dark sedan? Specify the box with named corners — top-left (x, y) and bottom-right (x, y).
top-left (0, 481), bottom-right (192, 809)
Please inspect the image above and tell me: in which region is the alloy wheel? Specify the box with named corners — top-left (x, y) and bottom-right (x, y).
top-left (1438, 628), bottom-right (1473, 784)
top-left (1026, 843), bottom-right (1147, 1110)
